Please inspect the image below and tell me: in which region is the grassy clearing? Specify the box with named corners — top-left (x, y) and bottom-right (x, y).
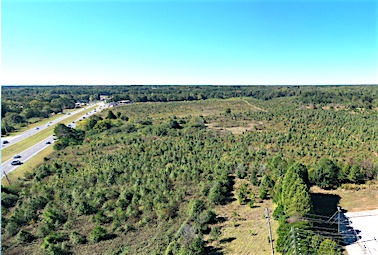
top-left (310, 182), bottom-right (378, 212)
top-left (208, 177), bottom-right (278, 255)
top-left (2, 146), bottom-right (54, 186)
top-left (1, 106), bottom-right (96, 163)
top-left (116, 98), bottom-right (262, 120)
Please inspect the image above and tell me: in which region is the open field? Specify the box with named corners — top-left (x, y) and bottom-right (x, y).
top-left (310, 182), bottom-right (378, 212)
top-left (209, 178), bottom-right (278, 255)
top-left (1, 105), bottom-right (96, 163)
top-left (116, 98), bottom-right (264, 120)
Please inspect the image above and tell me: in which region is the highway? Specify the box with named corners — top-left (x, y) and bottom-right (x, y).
top-left (2, 136), bottom-right (55, 175)
top-left (1, 107), bottom-right (88, 148)
top-left (1, 103), bottom-right (107, 176)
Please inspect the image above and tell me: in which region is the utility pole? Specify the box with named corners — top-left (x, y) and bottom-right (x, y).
top-left (3, 171), bottom-right (11, 185)
top-left (292, 227), bottom-right (298, 255)
top-left (265, 208), bottom-right (274, 255)
top-left (337, 206), bottom-right (341, 234)
top-left (2, 119), bottom-right (8, 134)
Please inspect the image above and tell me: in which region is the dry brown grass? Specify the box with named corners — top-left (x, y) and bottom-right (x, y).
top-left (208, 178), bottom-right (278, 255)
top-left (117, 98), bottom-right (265, 120)
top-left (205, 122), bottom-right (260, 135)
top-left (310, 181), bottom-right (378, 212)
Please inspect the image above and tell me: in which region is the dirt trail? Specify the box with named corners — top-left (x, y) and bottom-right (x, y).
top-left (242, 99), bottom-right (267, 112)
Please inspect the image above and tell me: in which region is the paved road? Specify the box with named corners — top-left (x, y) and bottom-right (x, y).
top-left (1, 103), bottom-right (108, 176)
top-left (2, 136), bottom-right (55, 175)
top-left (1, 107), bottom-right (89, 149)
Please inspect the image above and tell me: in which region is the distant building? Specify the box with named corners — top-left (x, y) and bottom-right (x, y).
top-left (106, 100), bottom-right (132, 108)
top-left (100, 95), bottom-right (111, 101)
top-left (107, 102), bottom-right (118, 108)
top-left (75, 102), bottom-right (87, 108)
top-left (118, 100), bottom-right (132, 105)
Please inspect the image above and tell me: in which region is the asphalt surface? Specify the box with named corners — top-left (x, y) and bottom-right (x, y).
top-left (1, 107), bottom-right (91, 149)
top-left (1, 103), bottom-right (107, 176)
top-left (2, 136), bottom-right (55, 175)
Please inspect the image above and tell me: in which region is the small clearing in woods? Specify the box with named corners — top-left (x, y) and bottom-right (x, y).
top-left (207, 177), bottom-right (278, 255)
top-left (310, 182), bottom-right (378, 212)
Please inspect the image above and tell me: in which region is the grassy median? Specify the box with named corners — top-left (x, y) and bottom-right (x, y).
top-left (1, 107), bottom-right (87, 137)
top-left (2, 146), bottom-right (55, 186)
top-left (1, 105), bottom-right (97, 163)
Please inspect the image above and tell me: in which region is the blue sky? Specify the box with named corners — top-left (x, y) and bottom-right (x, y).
top-left (2, 0), bottom-right (377, 85)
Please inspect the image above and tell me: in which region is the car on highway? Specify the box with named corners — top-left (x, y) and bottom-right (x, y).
top-left (46, 141), bottom-right (51, 144)
top-left (2, 140), bottom-right (9, 144)
top-left (11, 160), bottom-right (22, 165)
top-left (35, 127), bottom-right (39, 130)
top-left (13, 155), bottom-right (21, 159)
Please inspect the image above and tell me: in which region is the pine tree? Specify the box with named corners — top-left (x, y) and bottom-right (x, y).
top-left (106, 110), bottom-right (117, 119)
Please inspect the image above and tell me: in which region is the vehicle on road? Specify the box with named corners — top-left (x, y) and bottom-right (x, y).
top-left (46, 141), bottom-right (51, 144)
top-left (2, 140), bottom-right (9, 144)
top-left (11, 160), bottom-right (22, 165)
top-left (35, 127), bottom-right (39, 130)
top-left (13, 155), bottom-right (21, 159)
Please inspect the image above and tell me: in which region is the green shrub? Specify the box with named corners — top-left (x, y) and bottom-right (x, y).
top-left (5, 221), bottom-right (19, 236)
top-left (109, 245), bottom-right (130, 255)
top-left (1, 192), bottom-right (19, 208)
top-left (318, 239), bottom-right (341, 255)
top-left (90, 226), bottom-right (108, 243)
top-left (16, 230), bottom-right (35, 243)
top-left (209, 226), bottom-right (221, 242)
top-left (42, 232), bottom-right (68, 249)
top-left (187, 200), bottom-right (206, 221)
top-left (70, 231), bottom-right (86, 244)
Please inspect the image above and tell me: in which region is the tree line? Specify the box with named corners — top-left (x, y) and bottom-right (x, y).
top-left (2, 85), bottom-right (377, 135)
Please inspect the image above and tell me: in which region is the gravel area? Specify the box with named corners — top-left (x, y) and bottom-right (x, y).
top-left (342, 209), bottom-right (378, 255)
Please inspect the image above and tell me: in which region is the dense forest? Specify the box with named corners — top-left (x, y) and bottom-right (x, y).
top-left (1, 85), bottom-right (378, 254)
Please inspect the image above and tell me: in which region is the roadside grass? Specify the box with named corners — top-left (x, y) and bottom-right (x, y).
top-left (1, 105), bottom-right (96, 163)
top-left (2, 146), bottom-right (54, 186)
top-left (208, 177), bottom-right (278, 255)
top-left (1, 107), bottom-right (86, 137)
top-left (310, 182), bottom-right (378, 212)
